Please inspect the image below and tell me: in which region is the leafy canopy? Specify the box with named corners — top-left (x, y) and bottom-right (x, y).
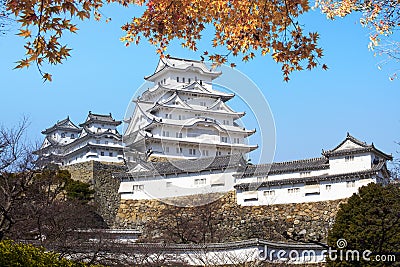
top-left (0, 240), bottom-right (100, 266)
top-left (6, 0), bottom-right (399, 81)
top-left (327, 183), bottom-right (400, 266)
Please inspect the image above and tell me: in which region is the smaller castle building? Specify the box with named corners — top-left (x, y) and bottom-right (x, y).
top-left (235, 133), bottom-right (392, 205)
top-left (35, 112), bottom-right (124, 166)
top-left (117, 133), bottom-right (392, 205)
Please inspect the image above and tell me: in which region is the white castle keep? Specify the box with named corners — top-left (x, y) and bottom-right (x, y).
top-left (123, 56), bottom-right (257, 162)
top-left (36, 57), bottom-right (393, 205)
top-left (35, 112), bottom-right (124, 166)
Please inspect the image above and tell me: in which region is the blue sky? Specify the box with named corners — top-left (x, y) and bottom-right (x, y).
top-left (0, 6), bottom-right (399, 165)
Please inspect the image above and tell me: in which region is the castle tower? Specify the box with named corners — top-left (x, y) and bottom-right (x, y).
top-left (35, 112), bottom-right (124, 166)
top-left (124, 56), bottom-right (258, 162)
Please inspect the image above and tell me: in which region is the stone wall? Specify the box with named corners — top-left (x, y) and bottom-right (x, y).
top-left (116, 191), bottom-right (346, 243)
top-left (61, 161), bottom-right (126, 227)
top-left (62, 162), bottom-right (346, 242)
top-left (62, 161), bottom-right (94, 183)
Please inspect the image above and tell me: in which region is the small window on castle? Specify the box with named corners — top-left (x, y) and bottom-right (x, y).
top-left (189, 148), bottom-right (196, 155)
top-left (194, 178), bottom-right (206, 185)
top-left (165, 147), bottom-right (170, 153)
top-left (105, 141), bottom-right (109, 145)
top-left (176, 132), bottom-right (183, 138)
top-left (71, 134), bottom-right (75, 139)
top-left (100, 151), bottom-right (104, 156)
top-left (182, 77), bottom-right (185, 83)
top-left (163, 78), bottom-right (166, 84)
top-left (200, 101), bottom-right (206, 107)
top-left (177, 77), bottom-right (179, 82)
top-left (300, 171), bottom-right (311, 177)
top-left (233, 138), bottom-right (240, 144)
top-left (202, 150), bottom-right (209, 156)
top-left (109, 152), bottom-right (113, 157)
top-left (188, 78), bottom-right (191, 83)
top-left (96, 140), bottom-right (100, 144)
top-left (162, 131), bottom-right (169, 137)
top-left (61, 133), bottom-right (66, 138)
top-left (133, 184), bottom-right (144, 191)
top-left (176, 147), bottom-right (182, 154)
top-left (221, 136), bottom-right (228, 143)
top-left (97, 128), bottom-right (101, 133)
top-left (326, 184), bottom-right (332, 191)
top-left (288, 188), bottom-right (300, 194)
top-left (264, 190), bottom-right (275, 196)
top-left (346, 180), bottom-right (356, 188)
top-left (345, 155), bottom-right (354, 162)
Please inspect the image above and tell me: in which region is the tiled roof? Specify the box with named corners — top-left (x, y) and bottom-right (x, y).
top-left (235, 157), bottom-right (329, 178)
top-left (235, 160), bottom-right (389, 189)
top-left (117, 154), bottom-right (247, 179)
top-left (145, 56), bottom-right (221, 81)
top-left (143, 117), bottom-right (256, 136)
top-left (41, 117), bottom-right (81, 134)
top-left (322, 133), bottom-right (392, 160)
top-left (79, 111), bottom-right (122, 127)
top-left (46, 238), bottom-right (324, 254)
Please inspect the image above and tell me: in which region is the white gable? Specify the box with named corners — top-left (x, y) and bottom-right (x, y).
top-left (208, 99), bottom-right (234, 113)
top-left (335, 139), bottom-right (364, 151)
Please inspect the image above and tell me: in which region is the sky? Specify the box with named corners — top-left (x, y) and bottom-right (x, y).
top-left (0, 5), bottom-right (399, 166)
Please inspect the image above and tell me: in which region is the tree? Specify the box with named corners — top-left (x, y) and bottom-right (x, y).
top-left (316, 0), bottom-right (400, 80)
top-left (0, 118), bottom-right (36, 240)
top-left (6, 0), bottom-right (328, 82)
top-left (6, 167), bottom-right (106, 246)
top-left (327, 183), bottom-right (400, 266)
top-left (6, 0), bottom-right (400, 82)
top-left (0, 0), bottom-right (10, 35)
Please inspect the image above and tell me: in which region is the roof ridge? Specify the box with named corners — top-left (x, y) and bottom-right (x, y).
top-left (89, 111), bottom-right (113, 118)
top-left (252, 157), bottom-right (326, 168)
top-left (165, 56), bottom-right (204, 64)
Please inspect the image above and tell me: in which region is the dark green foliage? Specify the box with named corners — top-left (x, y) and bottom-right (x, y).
top-left (327, 183), bottom-right (400, 266)
top-left (65, 179), bottom-right (95, 203)
top-left (0, 240), bottom-right (90, 267)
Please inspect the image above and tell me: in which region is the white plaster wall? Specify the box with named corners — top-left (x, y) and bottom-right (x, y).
top-left (328, 153), bottom-right (372, 174)
top-left (119, 169), bottom-right (237, 200)
top-left (236, 177), bottom-right (377, 206)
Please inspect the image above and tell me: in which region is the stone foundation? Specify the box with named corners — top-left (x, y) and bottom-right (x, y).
top-left (116, 191), bottom-right (345, 243)
top-left (61, 161), bottom-right (127, 227)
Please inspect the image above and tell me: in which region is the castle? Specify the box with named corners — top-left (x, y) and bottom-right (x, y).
top-left (36, 57), bottom-right (393, 206)
top-left (35, 112), bottom-right (124, 166)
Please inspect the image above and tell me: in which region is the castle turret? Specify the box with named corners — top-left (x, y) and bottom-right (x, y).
top-left (124, 56), bottom-right (258, 161)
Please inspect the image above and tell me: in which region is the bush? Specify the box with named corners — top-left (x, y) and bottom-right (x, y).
top-left (0, 240), bottom-right (91, 267)
top-left (327, 183), bottom-right (400, 266)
